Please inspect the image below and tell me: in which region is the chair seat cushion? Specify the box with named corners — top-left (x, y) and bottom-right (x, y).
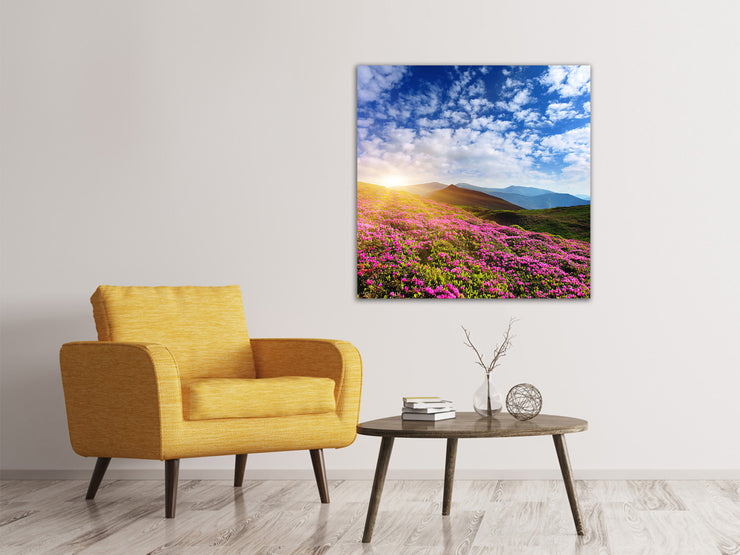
top-left (187, 377), bottom-right (336, 420)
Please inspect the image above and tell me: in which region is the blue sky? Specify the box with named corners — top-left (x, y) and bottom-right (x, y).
top-left (357, 65), bottom-right (591, 196)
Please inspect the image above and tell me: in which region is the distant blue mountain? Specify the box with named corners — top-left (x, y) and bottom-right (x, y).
top-left (458, 184), bottom-right (556, 197)
top-left (455, 183), bottom-right (589, 210)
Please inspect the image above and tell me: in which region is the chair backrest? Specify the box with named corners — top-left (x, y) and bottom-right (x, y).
top-left (91, 285), bottom-right (256, 380)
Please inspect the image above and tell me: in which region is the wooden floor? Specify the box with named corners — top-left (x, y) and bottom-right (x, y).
top-left (1, 479), bottom-right (738, 554)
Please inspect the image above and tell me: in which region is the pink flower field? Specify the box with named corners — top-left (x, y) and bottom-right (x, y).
top-left (357, 183), bottom-right (590, 299)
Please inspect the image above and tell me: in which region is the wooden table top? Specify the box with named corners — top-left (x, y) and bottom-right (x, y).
top-left (357, 412), bottom-right (588, 439)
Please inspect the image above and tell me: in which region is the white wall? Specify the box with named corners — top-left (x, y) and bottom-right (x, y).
top-left (2, 0), bottom-right (739, 479)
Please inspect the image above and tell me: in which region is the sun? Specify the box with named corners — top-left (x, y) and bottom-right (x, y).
top-left (383, 175), bottom-right (406, 188)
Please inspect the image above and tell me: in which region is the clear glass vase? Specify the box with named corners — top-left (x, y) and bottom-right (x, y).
top-left (473, 373), bottom-right (503, 418)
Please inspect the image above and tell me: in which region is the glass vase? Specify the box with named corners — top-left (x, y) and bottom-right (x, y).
top-left (473, 373), bottom-right (503, 418)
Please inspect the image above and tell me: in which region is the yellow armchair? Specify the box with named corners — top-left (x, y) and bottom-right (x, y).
top-left (59, 286), bottom-right (362, 517)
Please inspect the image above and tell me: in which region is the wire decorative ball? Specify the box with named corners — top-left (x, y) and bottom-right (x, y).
top-left (506, 383), bottom-right (542, 421)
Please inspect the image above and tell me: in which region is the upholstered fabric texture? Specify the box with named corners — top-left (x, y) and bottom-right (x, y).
top-left (60, 286), bottom-right (363, 461)
top-left (92, 285), bottom-right (256, 381)
top-left (187, 376), bottom-right (336, 420)
top-left (92, 285), bottom-right (257, 418)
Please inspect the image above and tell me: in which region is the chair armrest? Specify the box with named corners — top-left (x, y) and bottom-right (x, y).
top-left (250, 338), bottom-right (363, 427)
top-left (59, 341), bottom-right (183, 460)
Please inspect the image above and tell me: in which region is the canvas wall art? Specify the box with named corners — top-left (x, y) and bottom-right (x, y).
top-left (356, 65), bottom-right (591, 299)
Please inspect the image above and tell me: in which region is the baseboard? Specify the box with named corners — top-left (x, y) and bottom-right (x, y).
top-left (2, 468), bottom-right (739, 481)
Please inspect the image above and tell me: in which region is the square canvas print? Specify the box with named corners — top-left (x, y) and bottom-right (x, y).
top-left (357, 65), bottom-right (590, 299)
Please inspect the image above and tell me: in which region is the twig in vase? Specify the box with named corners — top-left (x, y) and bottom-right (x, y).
top-left (461, 317), bottom-right (518, 374)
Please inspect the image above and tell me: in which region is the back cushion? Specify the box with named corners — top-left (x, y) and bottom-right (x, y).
top-left (91, 285), bottom-right (256, 381)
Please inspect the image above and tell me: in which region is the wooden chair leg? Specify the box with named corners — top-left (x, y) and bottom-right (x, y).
top-left (165, 459), bottom-right (180, 518)
top-left (234, 454), bottom-right (248, 487)
top-left (309, 449), bottom-right (330, 503)
top-left (85, 457), bottom-right (111, 500)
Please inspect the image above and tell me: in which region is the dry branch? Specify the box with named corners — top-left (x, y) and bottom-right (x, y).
top-left (461, 317), bottom-right (518, 374)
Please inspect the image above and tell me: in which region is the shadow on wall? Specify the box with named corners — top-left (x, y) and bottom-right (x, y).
top-left (0, 308), bottom-right (95, 470)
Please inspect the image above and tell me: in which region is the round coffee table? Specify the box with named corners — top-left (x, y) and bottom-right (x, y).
top-left (356, 412), bottom-right (588, 542)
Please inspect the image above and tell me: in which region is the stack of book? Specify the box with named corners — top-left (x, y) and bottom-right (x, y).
top-left (401, 397), bottom-right (456, 421)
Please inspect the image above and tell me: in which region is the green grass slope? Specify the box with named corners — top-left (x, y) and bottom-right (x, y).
top-left (469, 205), bottom-right (591, 242)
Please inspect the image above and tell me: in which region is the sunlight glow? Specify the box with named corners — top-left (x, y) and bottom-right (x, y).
top-left (382, 175), bottom-right (406, 188)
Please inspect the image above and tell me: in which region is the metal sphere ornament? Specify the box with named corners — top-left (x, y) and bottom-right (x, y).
top-left (506, 383), bottom-right (542, 421)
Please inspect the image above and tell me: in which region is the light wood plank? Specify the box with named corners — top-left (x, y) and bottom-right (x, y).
top-left (450, 480), bottom-right (502, 508)
top-left (77, 480), bottom-right (302, 554)
top-left (0, 480), bottom-right (67, 502)
top-left (601, 501), bottom-right (719, 555)
top-left (627, 480), bottom-right (687, 511)
top-left (686, 497), bottom-right (740, 554)
top-left (1, 479), bottom-right (738, 554)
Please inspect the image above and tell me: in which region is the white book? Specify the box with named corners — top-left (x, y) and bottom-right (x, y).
top-left (403, 400), bottom-right (454, 409)
top-left (401, 410), bottom-right (456, 421)
top-left (402, 396), bottom-right (443, 404)
top-left (402, 406), bottom-right (456, 414)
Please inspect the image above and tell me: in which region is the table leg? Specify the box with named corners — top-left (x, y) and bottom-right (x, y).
top-left (442, 437), bottom-right (458, 516)
top-left (552, 434), bottom-right (584, 535)
top-left (362, 436), bottom-right (394, 543)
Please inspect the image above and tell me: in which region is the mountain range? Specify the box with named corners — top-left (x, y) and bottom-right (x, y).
top-left (391, 181), bottom-right (589, 210)
top-left (428, 185), bottom-right (523, 210)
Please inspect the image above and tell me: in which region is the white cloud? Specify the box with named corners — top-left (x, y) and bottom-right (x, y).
top-left (387, 105), bottom-right (412, 122)
top-left (496, 87), bottom-right (532, 112)
top-left (417, 117), bottom-right (450, 128)
top-left (539, 65), bottom-right (590, 97)
top-left (546, 102), bottom-right (579, 122)
top-left (583, 101), bottom-right (591, 114)
top-left (540, 125), bottom-right (590, 153)
top-left (393, 86), bottom-right (442, 118)
top-left (357, 65), bottom-right (407, 103)
top-left (357, 67), bottom-right (590, 195)
top-left (412, 88), bottom-right (441, 116)
top-left (467, 80), bottom-right (485, 97)
top-left (488, 120), bottom-right (513, 132)
top-left (500, 77), bottom-right (524, 98)
top-left (459, 94), bottom-right (492, 115)
top-left (560, 151), bottom-right (590, 185)
top-left (369, 86), bottom-right (444, 128)
top-left (359, 120), bottom-right (590, 193)
top-left (447, 70), bottom-right (492, 118)
top-left (447, 69), bottom-right (474, 100)
top-left (442, 110), bottom-right (468, 125)
top-left (358, 121), bottom-right (551, 189)
top-left (540, 125), bottom-right (591, 187)
top-left (385, 125), bottom-right (417, 152)
top-left (470, 116), bottom-right (493, 130)
top-left (514, 108), bottom-right (540, 124)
